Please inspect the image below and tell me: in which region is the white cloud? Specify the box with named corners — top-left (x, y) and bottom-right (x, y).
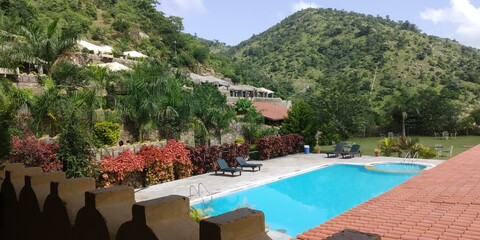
top-left (292, 1), bottom-right (321, 12)
top-left (160, 0), bottom-right (207, 16)
top-left (420, 0), bottom-right (480, 47)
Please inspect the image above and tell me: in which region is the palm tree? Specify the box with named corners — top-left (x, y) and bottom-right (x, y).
top-left (29, 78), bottom-right (66, 136)
top-left (0, 78), bottom-right (31, 157)
top-left (2, 19), bottom-right (78, 74)
top-left (115, 60), bottom-right (167, 142)
top-left (190, 84), bottom-right (234, 145)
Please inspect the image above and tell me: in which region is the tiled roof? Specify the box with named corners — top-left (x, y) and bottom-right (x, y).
top-left (252, 102), bottom-right (288, 121)
top-left (297, 145), bottom-right (480, 240)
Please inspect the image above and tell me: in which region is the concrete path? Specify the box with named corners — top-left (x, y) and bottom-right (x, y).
top-left (134, 154), bottom-right (442, 204)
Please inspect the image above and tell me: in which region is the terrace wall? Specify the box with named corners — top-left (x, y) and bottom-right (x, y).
top-left (0, 162), bottom-right (271, 240)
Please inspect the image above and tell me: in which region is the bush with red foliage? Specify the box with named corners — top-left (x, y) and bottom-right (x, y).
top-left (137, 145), bottom-right (174, 185)
top-left (188, 145), bottom-right (222, 175)
top-left (163, 140), bottom-right (192, 179)
top-left (9, 135), bottom-right (63, 172)
top-left (221, 143), bottom-right (250, 167)
top-left (99, 149), bottom-right (145, 187)
top-left (257, 134), bottom-right (304, 160)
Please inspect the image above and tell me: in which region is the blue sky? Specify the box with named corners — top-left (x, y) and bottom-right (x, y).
top-left (157, 0), bottom-right (480, 48)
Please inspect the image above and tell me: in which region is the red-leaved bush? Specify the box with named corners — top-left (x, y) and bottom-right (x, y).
top-left (137, 145), bottom-right (174, 185)
top-left (257, 134), bottom-right (304, 160)
top-left (188, 145), bottom-right (222, 175)
top-left (99, 149), bottom-right (145, 187)
top-left (221, 143), bottom-right (250, 167)
top-left (163, 140), bottom-right (192, 179)
top-left (9, 135), bottom-right (63, 172)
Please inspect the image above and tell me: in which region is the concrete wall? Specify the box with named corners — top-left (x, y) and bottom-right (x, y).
top-left (0, 165), bottom-right (271, 240)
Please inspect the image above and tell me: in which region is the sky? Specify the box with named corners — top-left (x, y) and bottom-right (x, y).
top-left (157, 0), bottom-right (480, 48)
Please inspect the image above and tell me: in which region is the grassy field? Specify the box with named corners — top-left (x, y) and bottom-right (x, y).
top-left (319, 136), bottom-right (480, 160)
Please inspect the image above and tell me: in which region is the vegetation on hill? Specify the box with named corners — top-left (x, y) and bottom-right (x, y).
top-left (229, 8), bottom-right (480, 142)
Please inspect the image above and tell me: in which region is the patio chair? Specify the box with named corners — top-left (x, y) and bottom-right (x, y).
top-left (442, 146), bottom-right (453, 157)
top-left (215, 159), bottom-right (242, 176)
top-left (325, 143), bottom-right (345, 158)
top-left (442, 131), bottom-right (449, 140)
top-left (341, 144), bottom-right (362, 158)
top-left (235, 156), bottom-right (262, 171)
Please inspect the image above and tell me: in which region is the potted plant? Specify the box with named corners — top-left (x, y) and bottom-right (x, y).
top-left (314, 145), bottom-right (321, 154)
top-left (374, 148), bottom-right (381, 157)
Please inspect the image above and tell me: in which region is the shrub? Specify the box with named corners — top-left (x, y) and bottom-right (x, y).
top-left (163, 140), bottom-right (192, 179)
top-left (93, 121), bottom-right (121, 147)
top-left (257, 134), bottom-right (304, 160)
top-left (417, 145), bottom-right (437, 159)
top-left (99, 149), bottom-right (145, 187)
top-left (221, 143), bottom-right (250, 166)
top-left (9, 135), bottom-right (63, 172)
top-left (188, 145), bottom-right (222, 175)
top-left (377, 138), bottom-right (400, 157)
top-left (137, 145), bottom-right (174, 185)
top-left (58, 111), bottom-right (92, 178)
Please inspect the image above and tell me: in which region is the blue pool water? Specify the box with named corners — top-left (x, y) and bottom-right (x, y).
top-left (371, 163), bottom-right (426, 172)
top-left (193, 164), bottom-right (419, 236)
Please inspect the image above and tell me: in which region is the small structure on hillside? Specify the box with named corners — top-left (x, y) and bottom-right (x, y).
top-left (123, 50), bottom-right (148, 59)
top-left (77, 40), bottom-right (113, 55)
top-left (229, 85), bottom-right (256, 98)
top-left (252, 101), bottom-right (289, 125)
top-left (189, 73), bottom-right (231, 87)
top-left (98, 62), bottom-right (131, 72)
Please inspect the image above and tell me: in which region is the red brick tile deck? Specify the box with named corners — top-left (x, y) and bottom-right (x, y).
top-left (297, 145), bottom-right (480, 240)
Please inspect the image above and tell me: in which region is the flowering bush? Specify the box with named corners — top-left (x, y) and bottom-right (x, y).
top-left (99, 149), bottom-right (144, 187)
top-left (9, 135), bottom-right (63, 172)
top-left (137, 145), bottom-right (174, 185)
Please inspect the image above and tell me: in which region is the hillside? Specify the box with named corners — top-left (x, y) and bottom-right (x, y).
top-left (0, 0), bottom-right (214, 71)
top-left (228, 8), bottom-right (480, 138)
top-left (231, 8), bottom-right (480, 102)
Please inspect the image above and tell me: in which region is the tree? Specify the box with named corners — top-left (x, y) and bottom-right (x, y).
top-left (234, 98), bottom-right (253, 115)
top-left (190, 84), bottom-right (234, 145)
top-left (2, 19), bottom-right (79, 74)
top-left (282, 100), bottom-right (315, 145)
top-left (57, 109), bottom-right (92, 178)
top-left (0, 79), bottom-right (30, 158)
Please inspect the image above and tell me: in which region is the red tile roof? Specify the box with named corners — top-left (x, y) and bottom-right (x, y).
top-left (252, 102), bottom-right (288, 121)
top-left (297, 144), bottom-right (480, 240)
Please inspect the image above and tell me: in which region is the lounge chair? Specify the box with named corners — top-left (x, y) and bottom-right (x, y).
top-left (215, 159), bottom-right (242, 176)
top-left (341, 144), bottom-right (361, 158)
top-left (235, 157), bottom-right (262, 171)
top-left (325, 143), bottom-right (345, 158)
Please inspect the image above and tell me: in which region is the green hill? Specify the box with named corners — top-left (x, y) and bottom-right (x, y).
top-left (228, 8), bottom-right (480, 137)
top-left (231, 8), bottom-right (480, 100)
top-left (0, 0), bottom-right (214, 70)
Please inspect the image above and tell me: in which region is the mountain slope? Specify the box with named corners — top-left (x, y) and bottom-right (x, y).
top-left (231, 8), bottom-right (480, 105)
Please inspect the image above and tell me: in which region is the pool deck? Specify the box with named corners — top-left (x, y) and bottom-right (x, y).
top-left (134, 154), bottom-right (440, 204)
top-left (297, 144), bottom-right (480, 240)
top-left (134, 152), bottom-right (442, 239)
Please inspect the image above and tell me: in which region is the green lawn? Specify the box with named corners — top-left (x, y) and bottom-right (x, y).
top-left (320, 136), bottom-right (480, 160)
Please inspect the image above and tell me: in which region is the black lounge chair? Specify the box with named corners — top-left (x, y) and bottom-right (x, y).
top-left (215, 159), bottom-right (242, 176)
top-left (325, 143), bottom-right (345, 158)
top-left (341, 144), bottom-right (362, 158)
top-left (235, 157), bottom-right (262, 171)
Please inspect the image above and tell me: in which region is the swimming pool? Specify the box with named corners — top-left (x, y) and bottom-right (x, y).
top-left (193, 164), bottom-right (419, 237)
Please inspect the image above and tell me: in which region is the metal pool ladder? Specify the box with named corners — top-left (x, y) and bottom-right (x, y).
top-left (404, 151), bottom-right (419, 164)
top-left (189, 183), bottom-right (212, 205)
